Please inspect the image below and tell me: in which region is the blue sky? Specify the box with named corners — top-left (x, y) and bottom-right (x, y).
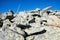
top-left (0, 0), bottom-right (60, 12)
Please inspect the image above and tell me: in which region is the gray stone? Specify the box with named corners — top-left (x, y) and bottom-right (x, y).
top-left (0, 6), bottom-right (60, 40)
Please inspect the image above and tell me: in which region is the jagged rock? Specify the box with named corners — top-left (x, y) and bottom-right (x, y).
top-left (5, 10), bottom-right (15, 23)
top-left (0, 13), bottom-right (7, 20)
top-left (40, 6), bottom-right (52, 16)
top-left (0, 6), bottom-right (60, 40)
top-left (0, 18), bottom-right (3, 27)
top-left (55, 11), bottom-right (60, 16)
top-left (28, 18), bottom-right (35, 23)
top-left (7, 10), bottom-right (14, 16)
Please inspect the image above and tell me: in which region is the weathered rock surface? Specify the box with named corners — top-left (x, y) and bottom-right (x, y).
top-left (0, 6), bottom-right (60, 40)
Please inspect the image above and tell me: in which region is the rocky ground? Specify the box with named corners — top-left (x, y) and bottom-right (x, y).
top-left (0, 6), bottom-right (60, 40)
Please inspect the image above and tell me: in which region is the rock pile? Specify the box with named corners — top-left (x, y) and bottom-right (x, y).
top-left (0, 6), bottom-right (60, 40)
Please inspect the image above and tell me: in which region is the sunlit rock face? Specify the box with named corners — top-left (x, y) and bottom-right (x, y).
top-left (0, 6), bottom-right (60, 40)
